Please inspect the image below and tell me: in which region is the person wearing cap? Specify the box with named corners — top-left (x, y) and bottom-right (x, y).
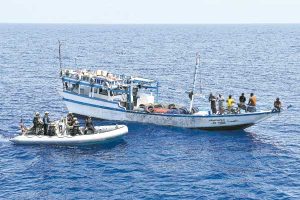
top-left (84, 116), bottom-right (95, 134)
top-left (274, 98), bottom-right (282, 112)
top-left (43, 112), bottom-right (50, 135)
top-left (32, 112), bottom-right (42, 135)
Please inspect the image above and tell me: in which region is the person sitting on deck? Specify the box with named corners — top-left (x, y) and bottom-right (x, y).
top-left (247, 93), bottom-right (257, 112)
top-left (32, 112), bottom-right (43, 135)
top-left (226, 95), bottom-right (235, 113)
top-left (273, 97), bottom-right (282, 112)
top-left (238, 93), bottom-right (247, 111)
top-left (84, 116), bottom-right (95, 134)
top-left (67, 113), bottom-right (74, 126)
top-left (70, 117), bottom-right (81, 136)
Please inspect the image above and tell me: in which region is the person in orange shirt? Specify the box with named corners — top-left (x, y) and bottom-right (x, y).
top-left (247, 93), bottom-right (257, 112)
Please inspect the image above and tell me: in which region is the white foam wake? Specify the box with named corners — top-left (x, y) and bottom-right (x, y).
top-left (0, 134), bottom-right (10, 143)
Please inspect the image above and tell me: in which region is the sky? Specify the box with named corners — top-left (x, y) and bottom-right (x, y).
top-left (0, 0), bottom-right (299, 24)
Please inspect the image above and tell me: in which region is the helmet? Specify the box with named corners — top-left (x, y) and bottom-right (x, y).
top-left (35, 112), bottom-right (40, 116)
top-left (45, 111), bottom-right (49, 114)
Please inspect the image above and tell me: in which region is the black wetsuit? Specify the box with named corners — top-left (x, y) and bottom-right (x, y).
top-left (84, 118), bottom-right (95, 134)
top-left (33, 116), bottom-right (41, 134)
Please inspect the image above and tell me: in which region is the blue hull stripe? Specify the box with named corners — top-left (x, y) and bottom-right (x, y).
top-left (63, 91), bottom-right (119, 105)
top-left (63, 97), bottom-right (273, 119)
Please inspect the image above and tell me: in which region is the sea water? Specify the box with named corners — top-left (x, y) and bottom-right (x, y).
top-left (0, 24), bottom-right (299, 199)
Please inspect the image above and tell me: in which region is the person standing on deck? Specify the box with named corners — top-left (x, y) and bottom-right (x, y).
top-left (43, 112), bottom-right (50, 135)
top-left (209, 93), bottom-right (217, 114)
top-left (84, 116), bottom-right (95, 134)
top-left (32, 112), bottom-right (42, 135)
top-left (226, 95), bottom-right (235, 113)
top-left (217, 94), bottom-right (225, 114)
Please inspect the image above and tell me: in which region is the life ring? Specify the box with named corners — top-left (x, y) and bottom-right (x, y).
top-left (139, 104), bottom-right (145, 109)
top-left (145, 105), bottom-right (154, 113)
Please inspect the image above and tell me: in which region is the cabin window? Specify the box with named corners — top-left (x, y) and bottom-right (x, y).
top-left (99, 89), bottom-right (108, 96)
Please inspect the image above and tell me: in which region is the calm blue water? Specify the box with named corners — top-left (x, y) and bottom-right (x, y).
top-left (0, 24), bottom-right (300, 199)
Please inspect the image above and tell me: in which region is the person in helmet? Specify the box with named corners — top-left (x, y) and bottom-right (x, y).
top-left (84, 116), bottom-right (95, 134)
top-left (67, 113), bottom-right (74, 126)
top-left (71, 117), bottom-right (81, 136)
top-left (32, 112), bottom-right (42, 135)
top-left (43, 112), bottom-right (50, 135)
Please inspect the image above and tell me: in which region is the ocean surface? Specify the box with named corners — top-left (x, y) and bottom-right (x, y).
top-left (0, 24), bottom-right (299, 199)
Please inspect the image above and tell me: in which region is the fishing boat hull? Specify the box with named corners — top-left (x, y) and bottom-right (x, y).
top-left (10, 125), bottom-right (128, 145)
top-left (61, 91), bottom-right (277, 130)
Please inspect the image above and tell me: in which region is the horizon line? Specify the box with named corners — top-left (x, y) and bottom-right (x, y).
top-left (0, 22), bottom-right (299, 25)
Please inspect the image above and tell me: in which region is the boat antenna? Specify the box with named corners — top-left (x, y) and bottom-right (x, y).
top-left (74, 57), bottom-right (77, 68)
top-left (189, 52), bottom-right (200, 113)
top-left (58, 40), bottom-right (63, 70)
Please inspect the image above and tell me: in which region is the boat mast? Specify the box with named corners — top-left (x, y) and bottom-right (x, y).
top-left (189, 53), bottom-right (200, 112)
top-left (58, 40), bottom-right (63, 70)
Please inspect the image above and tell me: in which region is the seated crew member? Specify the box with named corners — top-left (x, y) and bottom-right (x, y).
top-left (84, 116), bottom-right (95, 134)
top-left (274, 97), bottom-right (282, 111)
top-left (238, 93), bottom-right (247, 111)
top-left (67, 113), bottom-right (74, 126)
top-left (247, 93), bottom-right (257, 112)
top-left (72, 118), bottom-right (81, 136)
top-left (226, 95), bottom-right (235, 113)
top-left (43, 112), bottom-right (50, 135)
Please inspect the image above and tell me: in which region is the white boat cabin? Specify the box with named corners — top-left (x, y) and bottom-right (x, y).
top-left (61, 69), bottom-right (159, 111)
